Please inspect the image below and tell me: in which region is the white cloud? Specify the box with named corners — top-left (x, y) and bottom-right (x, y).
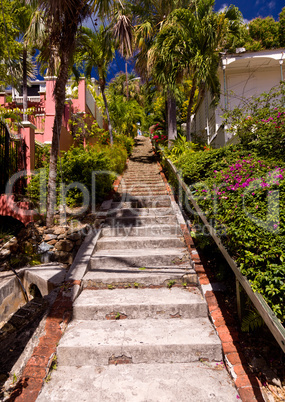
top-left (217, 3), bottom-right (228, 13)
top-left (243, 18), bottom-right (250, 24)
top-left (268, 1), bottom-right (275, 10)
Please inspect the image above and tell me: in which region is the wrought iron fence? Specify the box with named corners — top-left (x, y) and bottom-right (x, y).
top-left (0, 121), bottom-right (24, 194)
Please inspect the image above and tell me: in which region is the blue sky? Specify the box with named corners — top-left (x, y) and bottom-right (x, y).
top-left (36, 1), bottom-right (283, 82)
top-left (107, 0), bottom-right (284, 82)
top-left (214, 0), bottom-right (282, 22)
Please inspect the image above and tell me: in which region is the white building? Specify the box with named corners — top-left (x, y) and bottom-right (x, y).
top-left (191, 49), bottom-right (285, 147)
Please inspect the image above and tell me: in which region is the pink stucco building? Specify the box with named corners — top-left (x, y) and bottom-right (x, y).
top-left (0, 76), bottom-right (104, 152)
top-left (0, 77), bottom-right (105, 223)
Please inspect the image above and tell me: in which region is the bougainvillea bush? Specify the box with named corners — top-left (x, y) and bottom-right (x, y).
top-left (224, 83), bottom-right (285, 160)
top-left (188, 153), bottom-right (285, 322)
top-left (152, 130), bottom-right (168, 148)
top-left (166, 85), bottom-right (285, 323)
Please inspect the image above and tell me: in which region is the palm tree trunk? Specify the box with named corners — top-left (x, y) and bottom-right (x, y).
top-left (22, 46), bottom-right (28, 122)
top-left (46, 52), bottom-right (70, 227)
top-left (186, 83), bottom-right (196, 142)
top-left (102, 89), bottom-right (113, 145)
top-left (125, 61), bottom-right (129, 100)
top-left (167, 89), bottom-right (177, 147)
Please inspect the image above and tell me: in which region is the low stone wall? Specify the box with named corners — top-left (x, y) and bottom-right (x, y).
top-left (0, 221), bottom-right (90, 270)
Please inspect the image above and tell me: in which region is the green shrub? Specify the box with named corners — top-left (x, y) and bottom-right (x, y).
top-left (60, 144), bottom-right (114, 206)
top-left (224, 83), bottom-right (285, 160)
top-left (174, 150), bottom-right (285, 323)
top-left (103, 143), bottom-right (128, 174)
top-left (114, 133), bottom-right (134, 156)
top-left (163, 85), bottom-right (285, 323)
top-left (28, 142), bottom-right (129, 208)
top-left (97, 132), bottom-right (134, 156)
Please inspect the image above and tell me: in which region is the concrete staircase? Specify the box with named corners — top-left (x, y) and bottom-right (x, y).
top-left (37, 137), bottom-right (238, 401)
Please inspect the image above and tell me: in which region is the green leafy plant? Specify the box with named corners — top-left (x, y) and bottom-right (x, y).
top-left (28, 141), bottom-right (129, 208)
top-left (241, 308), bottom-right (264, 332)
top-left (167, 280), bottom-right (176, 288)
top-left (162, 89), bottom-right (285, 323)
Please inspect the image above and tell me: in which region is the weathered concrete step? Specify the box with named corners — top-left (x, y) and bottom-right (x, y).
top-left (83, 266), bottom-right (197, 288)
top-left (96, 236), bottom-right (185, 250)
top-left (56, 318), bottom-right (222, 366)
top-left (122, 172), bottom-right (161, 177)
top-left (101, 224), bottom-right (182, 237)
top-left (118, 188), bottom-right (167, 196)
top-left (37, 362), bottom-right (239, 402)
top-left (122, 178), bottom-right (163, 183)
top-left (111, 197), bottom-right (171, 209)
top-left (73, 287), bottom-right (207, 320)
top-left (104, 215), bottom-right (177, 226)
top-left (112, 195), bottom-right (171, 206)
top-left (119, 185), bottom-right (166, 192)
top-left (123, 177), bottom-right (162, 181)
top-left (90, 248), bottom-right (189, 268)
top-left (105, 207), bottom-right (174, 218)
top-left (123, 176), bottom-right (161, 180)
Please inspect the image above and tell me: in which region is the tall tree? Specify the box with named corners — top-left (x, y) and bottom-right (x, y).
top-left (162, 0), bottom-right (240, 141)
top-left (0, 0), bottom-right (22, 89)
top-left (39, 0), bottom-right (92, 227)
top-left (148, 22), bottom-right (189, 145)
top-left (12, 0), bottom-right (43, 120)
top-left (77, 25), bottom-right (116, 144)
top-left (132, 0), bottom-right (192, 143)
top-left (108, 71), bottom-right (143, 104)
top-left (113, 3), bottom-right (133, 100)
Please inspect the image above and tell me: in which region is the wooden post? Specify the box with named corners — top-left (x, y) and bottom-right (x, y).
top-left (236, 278), bottom-right (242, 321)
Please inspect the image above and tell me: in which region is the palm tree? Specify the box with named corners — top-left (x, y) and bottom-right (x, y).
top-left (164, 0), bottom-right (241, 141)
top-left (108, 71), bottom-right (143, 104)
top-left (38, 0), bottom-right (93, 226)
top-left (77, 25), bottom-right (116, 144)
top-left (147, 22), bottom-right (189, 145)
top-left (11, 0), bottom-right (41, 120)
top-left (132, 0), bottom-right (192, 143)
top-left (113, 4), bottom-right (133, 100)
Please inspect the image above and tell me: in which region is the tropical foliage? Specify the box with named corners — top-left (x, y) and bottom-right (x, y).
top-left (28, 134), bottom-right (131, 207)
top-left (76, 25), bottom-right (116, 144)
top-left (165, 87), bottom-right (285, 323)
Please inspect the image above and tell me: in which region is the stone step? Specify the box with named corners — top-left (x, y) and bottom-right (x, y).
top-left (111, 198), bottom-right (171, 209)
top-left (118, 185), bottom-right (167, 192)
top-left (37, 362), bottom-right (239, 402)
top-left (112, 195), bottom-right (171, 206)
top-left (104, 214), bottom-right (177, 226)
top-left (123, 176), bottom-right (162, 181)
top-left (73, 287), bottom-right (207, 320)
top-left (121, 176), bottom-right (163, 181)
top-left (118, 191), bottom-right (168, 198)
top-left (119, 184), bottom-right (166, 190)
top-left (90, 248), bottom-right (190, 268)
top-left (105, 207), bottom-right (174, 218)
top-left (83, 266), bottom-right (197, 288)
top-left (122, 178), bottom-right (163, 184)
top-left (56, 318), bottom-right (222, 366)
top-left (101, 225), bottom-right (182, 237)
top-left (96, 236), bottom-right (185, 250)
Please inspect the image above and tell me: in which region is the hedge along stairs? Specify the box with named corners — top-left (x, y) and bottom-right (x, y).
top-left (37, 137), bottom-right (239, 401)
